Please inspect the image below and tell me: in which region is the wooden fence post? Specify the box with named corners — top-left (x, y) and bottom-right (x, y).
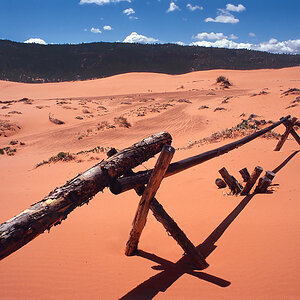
top-left (274, 117), bottom-right (298, 151)
top-left (240, 166), bottom-right (263, 195)
top-left (219, 167), bottom-right (242, 194)
top-left (239, 168), bottom-right (250, 182)
top-left (125, 145), bottom-right (175, 256)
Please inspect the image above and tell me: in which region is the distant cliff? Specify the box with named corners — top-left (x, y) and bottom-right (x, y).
top-left (0, 39), bottom-right (299, 83)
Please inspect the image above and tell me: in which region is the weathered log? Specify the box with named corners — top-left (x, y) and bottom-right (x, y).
top-left (215, 178), bottom-right (227, 189)
top-left (218, 168), bottom-right (234, 190)
top-left (109, 149), bottom-right (209, 269)
top-left (0, 132), bottom-right (172, 261)
top-left (149, 197), bottom-right (209, 270)
top-left (240, 166), bottom-right (263, 196)
top-left (274, 117), bottom-right (298, 151)
top-left (289, 128), bottom-right (300, 145)
top-left (255, 177), bottom-right (272, 193)
top-left (125, 145), bottom-right (175, 256)
top-left (218, 168), bottom-right (242, 194)
top-left (239, 168), bottom-right (250, 182)
top-left (265, 171), bottom-right (276, 181)
top-left (110, 116), bottom-right (291, 195)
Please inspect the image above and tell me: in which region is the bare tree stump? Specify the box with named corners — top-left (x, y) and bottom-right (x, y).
top-left (215, 178), bottom-right (227, 189)
top-left (125, 145), bottom-right (175, 256)
top-left (240, 166), bottom-right (263, 195)
top-left (274, 117), bottom-right (298, 151)
top-left (0, 132), bottom-right (172, 261)
top-left (239, 168), bottom-right (250, 182)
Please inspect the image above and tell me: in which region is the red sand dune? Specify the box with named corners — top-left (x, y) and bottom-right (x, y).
top-left (0, 67), bottom-right (299, 299)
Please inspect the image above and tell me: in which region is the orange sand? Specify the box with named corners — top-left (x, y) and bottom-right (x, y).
top-left (0, 67), bottom-right (299, 299)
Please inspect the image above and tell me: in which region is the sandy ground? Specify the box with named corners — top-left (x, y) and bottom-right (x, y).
top-left (0, 67), bottom-right (299, 299)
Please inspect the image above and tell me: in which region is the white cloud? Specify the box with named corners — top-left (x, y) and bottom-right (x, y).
top-left (91, 27), bottom-right (102, 33)
top-left (190, 38), bottom-right (300, 54)
top-left (123, 32), bottom-right (158, 44)
top-left (123, 8), bottom-right (135, 15)
top-left (174, 41), bottom-right (186, 46)
top-left (186, 4), bottom-right (203, 11)
top-left (226, 4), bottom-right (246, 12)
top-left (24, 38), bottom-right (47, 45)
top-left (193, 32), bottom-right (227, 40)
top-left (79, 0), bottom-right (131, 5)
top-left (167, 2), bottom-right (180, 13)
top-left (103, 25), bottom-right (113, 30)
top-left (249, 32), bottom-right (256, 37)
top-left (229, 33), bottom-right (238, 39)
top-left (205, 13), bottom-right (239, 24)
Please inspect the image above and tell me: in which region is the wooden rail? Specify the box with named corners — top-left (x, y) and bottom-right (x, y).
top-left (110, 115), bottom-right (293, 195)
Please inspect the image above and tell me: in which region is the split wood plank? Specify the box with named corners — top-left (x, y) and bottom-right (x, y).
top-left (240, 166), bottom-right (263, 195)
top-left (110, 115), bottom-right (291, 195)
top-left (125, 145), bottom-right (175, 256)
top-left (274, 117), bottom-right (298, 151)
top-left (0, 132), bottom-right (172, 261)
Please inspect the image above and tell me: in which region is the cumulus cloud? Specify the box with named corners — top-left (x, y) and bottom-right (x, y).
top-left (229, 33), bottom-right (238, 39)
top-left (24, 38), bottom-right (47, 45)
top-left (91, 27), bottom-right (102, 33)
top-left (167, 2), bottom-right (180, 13)
top-left (186, 4), bottom-right (203, 11)
top-left (205, 13), bottom-right (239, 24)
top-left (79, 0), bottom-right (131, 5)
top-left (193, 32), bottom-right (228, 40)
top-left (123, 8), bottom-right (135, 15)
top-left (103, 25), bottom-right (113, 30)
top-left (226, 4), bottom-right (246, 12)
top-left (123, 32), bottom-right (158, 44)
top-left (249, 32), bottom-right (256, 37)
top-left (190, 38), bottom-right (300, 54)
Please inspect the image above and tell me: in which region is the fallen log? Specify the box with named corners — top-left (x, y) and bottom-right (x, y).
top-left (0, 132), bottom-right (172, 261)
top-left (110, 115), bottom-right (291, 195)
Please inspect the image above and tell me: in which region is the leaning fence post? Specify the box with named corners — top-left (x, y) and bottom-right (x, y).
top-left (240, 166), bottom-right (263, 195)
top-left (125, 145), bottom-right (175, 256)
top-left (219, 167), bottom-right (242, 194)
top-left (274, 117), bottom-right (298, 151)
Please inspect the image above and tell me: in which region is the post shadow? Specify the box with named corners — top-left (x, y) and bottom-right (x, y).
top-left (120, 150), bottom-right (299, 300)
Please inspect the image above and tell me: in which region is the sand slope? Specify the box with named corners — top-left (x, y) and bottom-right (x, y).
top-left (0, 67), bottom-right (299, 299)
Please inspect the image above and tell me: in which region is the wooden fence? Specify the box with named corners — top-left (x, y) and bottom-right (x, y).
top-left (0, 115), bottom-right (299, 269)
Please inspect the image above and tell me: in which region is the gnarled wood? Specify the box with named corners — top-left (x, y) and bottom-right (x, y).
top-left (240, 166), bottom-right (263, 195)
top-left (0, 132), bottom-right (172, 261)
top-left (110, 116), bottom-right (291, 195)
top-left (125, 145), bottom-right (175, 256)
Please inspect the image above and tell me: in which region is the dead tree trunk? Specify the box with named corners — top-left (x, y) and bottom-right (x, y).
top-left (110, 116), bottom-right (291, 195)
top-left (0, 132), bottom-right (172, 261)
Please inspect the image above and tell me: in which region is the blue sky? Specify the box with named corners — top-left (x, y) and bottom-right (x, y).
top-left (1, 0), bottom-right (300, 53)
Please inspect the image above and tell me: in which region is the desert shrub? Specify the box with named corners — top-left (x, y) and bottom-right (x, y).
top-left (114, 116), bottom-right (131, 128)
top-left (216, 76), bottom-right (231, 87)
